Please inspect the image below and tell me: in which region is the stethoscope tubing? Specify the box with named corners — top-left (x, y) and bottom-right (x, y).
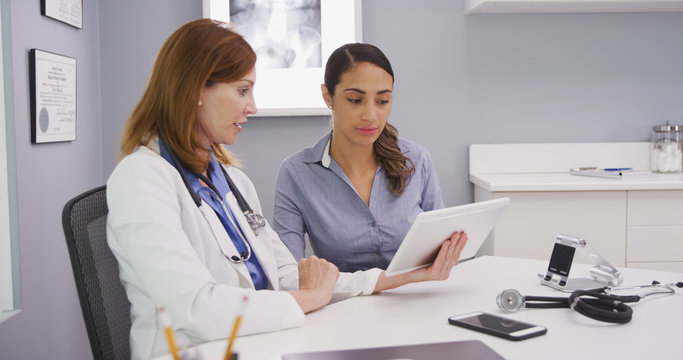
top-left (516, 290), bottom-right (635, 323)
top-left (159, 135), bottom-right (264, 262)
top-left (523, 299), bottom-right (568, 309)
top-left (199, 199), bottom-right (253, 263)
top-left (568, 290), bottom-right (634, 324)
top-left (524, 295), bottom-right (568, 305)
top-left (606, 281), bottom-right (683, 299)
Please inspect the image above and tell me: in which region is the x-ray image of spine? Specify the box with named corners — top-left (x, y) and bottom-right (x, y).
top-left (230, 0), bottom-right (322, 69)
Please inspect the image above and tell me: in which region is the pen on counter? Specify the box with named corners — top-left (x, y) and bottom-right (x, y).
top-left (159, 307), bottom-right (181, 360)
top-left (603, 168), bottom-right (632, 171)
top-left (570, 166), bottom-right (597, 171)
top-left (225, 295), bottom-right (249, 360)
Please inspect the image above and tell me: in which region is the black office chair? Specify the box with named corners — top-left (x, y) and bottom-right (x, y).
top-left (62, 185), bottom-right (131, 360)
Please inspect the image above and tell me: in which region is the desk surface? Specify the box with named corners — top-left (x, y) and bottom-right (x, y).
top-left (157, 256), bottom-right (683, 360)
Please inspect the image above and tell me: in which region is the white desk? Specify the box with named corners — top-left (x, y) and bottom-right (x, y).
top-left (155, 256), bottom-right (683, 360)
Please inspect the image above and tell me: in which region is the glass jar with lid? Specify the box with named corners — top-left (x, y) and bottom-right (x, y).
top-left (650, 122), bottom-right (683, 173)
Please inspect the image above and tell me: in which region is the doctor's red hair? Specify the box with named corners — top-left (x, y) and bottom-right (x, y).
top-left (120, 18), bottom-right (256, 172)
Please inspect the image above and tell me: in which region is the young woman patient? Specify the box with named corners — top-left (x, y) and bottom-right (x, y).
top-left (274, 43), bottom-right (459, 272)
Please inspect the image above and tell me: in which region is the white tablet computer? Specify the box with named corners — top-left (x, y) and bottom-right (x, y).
top-left (385, 197), bottom-right (510, 277)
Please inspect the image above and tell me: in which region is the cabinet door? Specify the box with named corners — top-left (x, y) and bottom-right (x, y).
top-left (627, 226), bottom-right (683, 262)
top-left (627, 190), bottom-right (683, 271)
top-left (476, 188), bottom-right (627, 266)
top-left (628, 190), bottom-right (683, 225)
top-left (626, 261), bottom-right (683, 273)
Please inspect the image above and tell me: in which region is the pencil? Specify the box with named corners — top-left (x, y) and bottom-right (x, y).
top-left (159, 307), bottom-right (181, 360)
top-left (225, 295), bottom-right (249, 360)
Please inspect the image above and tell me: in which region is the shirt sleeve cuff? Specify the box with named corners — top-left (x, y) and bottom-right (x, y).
top-left (280, 291), bottom-right (306, 326)
top-left (335, 268), bottom-right (382, 295)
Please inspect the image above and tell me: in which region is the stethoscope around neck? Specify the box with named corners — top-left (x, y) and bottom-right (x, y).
top-left (159, 136), bottom-right (267, 263)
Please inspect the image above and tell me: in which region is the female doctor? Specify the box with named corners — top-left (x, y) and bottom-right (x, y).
top-left (106, 19), bottom-right (468, 360)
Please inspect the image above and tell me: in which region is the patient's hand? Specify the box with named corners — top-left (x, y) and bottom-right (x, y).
top-left (288, 256), bottom-right (339, 313)
top-left (418, 231), bottom-right (469, 281)
top-left (374, 231), bottom-right (468, 292)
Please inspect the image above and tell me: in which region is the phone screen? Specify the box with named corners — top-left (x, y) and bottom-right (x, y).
top-left (547, 243), bottom-right (575, 277)
top-left (449, 312), bottom-right (546, 341)
top-left (456, 313), bottom-right (532, 332)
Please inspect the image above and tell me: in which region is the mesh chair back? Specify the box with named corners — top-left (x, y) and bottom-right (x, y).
top-left (62, 186), bottom-right (131, 360)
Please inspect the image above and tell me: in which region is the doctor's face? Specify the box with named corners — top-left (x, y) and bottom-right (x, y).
top-left (196, 67), bottom-right (257, 148)
top-left (324, 62), bottom-right (393, 148)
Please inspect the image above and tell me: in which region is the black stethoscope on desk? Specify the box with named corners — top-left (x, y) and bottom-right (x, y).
top-left (159, 136), bottom-right (267, 263)
top-left (497, 281), bottom-right (683, 324)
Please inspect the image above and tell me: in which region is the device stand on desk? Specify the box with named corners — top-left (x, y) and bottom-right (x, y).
top-left (538, 234), bottom-right (624, 293)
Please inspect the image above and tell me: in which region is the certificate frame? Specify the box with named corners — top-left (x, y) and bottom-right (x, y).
top-left (203, 0), bottom-right (362, 117)
top-left (41, 0), bottom-right (83, 29)
top-left (29, 49), bottom-right (77, 144)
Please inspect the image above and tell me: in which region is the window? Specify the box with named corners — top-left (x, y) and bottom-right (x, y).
top-left (0, 1), bottom-right (19, 321)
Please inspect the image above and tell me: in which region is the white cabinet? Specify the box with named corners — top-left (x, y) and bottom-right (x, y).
top-left (626, 190), bottom-right (683, 272)
top-left (475, 187), bottom-right (627, 266)
top-left (470, 143), bottom-right (683, 272)
top-left (465, 0), bottom-right (683, 14)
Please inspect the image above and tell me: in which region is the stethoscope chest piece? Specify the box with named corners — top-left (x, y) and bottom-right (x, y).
top-left (497, 289), bottom-right (525, 313)
top-left (244, 210), bottom-right (266, 236)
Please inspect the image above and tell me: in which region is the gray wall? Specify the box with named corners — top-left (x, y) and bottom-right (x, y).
top-left (1, 0), bottom-right (682, 359)
top-left (0, 1), bottom-right (103, 359)
top-left (217, 1), bottom-right (683, 220)
top-left (357, 1), bottom-right (683, 209)
top-left (100, 0), bottom-right (201, 178)
top-left (103, 0), bottom-right (683, 223)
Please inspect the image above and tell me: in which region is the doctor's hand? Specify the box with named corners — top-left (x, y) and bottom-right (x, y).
top-left (373, 231), bottom-right (468, 292)
top-left (288, 256), bottom-right (340, 314)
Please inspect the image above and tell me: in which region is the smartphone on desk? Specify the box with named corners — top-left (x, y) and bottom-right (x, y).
top-left (449, 312), bottom-right (547, 341)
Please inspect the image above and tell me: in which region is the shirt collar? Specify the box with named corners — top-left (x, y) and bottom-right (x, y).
top-left (158, 140), bottom-right (230, 197)
top-left (321, 137), bottom-right (332, 168)
top-left (200, 151), bottom-right (230, 196)
top-left (302, 131), bottom-right (333, 167)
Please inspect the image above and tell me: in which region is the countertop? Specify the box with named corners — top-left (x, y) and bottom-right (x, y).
top-left (470, 172), bottom-right (683, 192)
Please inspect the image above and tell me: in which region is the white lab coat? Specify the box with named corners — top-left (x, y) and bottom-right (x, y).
top-left (106, 139), bottom-right (381, 360)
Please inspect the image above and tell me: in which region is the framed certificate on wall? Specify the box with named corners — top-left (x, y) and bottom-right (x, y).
top-left (29, 49), bottom-right (77, 144)
top-left (41, 0), bottom-right (83, 29)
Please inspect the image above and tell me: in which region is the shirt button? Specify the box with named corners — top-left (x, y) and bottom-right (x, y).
top-left (370, 221), bottom-right (377, 227)
top-left (376, 251), bottom-right (381, 256)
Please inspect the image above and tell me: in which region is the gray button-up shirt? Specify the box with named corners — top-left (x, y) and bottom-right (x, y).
top-left (274, 132), bottom-right (444, 272)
